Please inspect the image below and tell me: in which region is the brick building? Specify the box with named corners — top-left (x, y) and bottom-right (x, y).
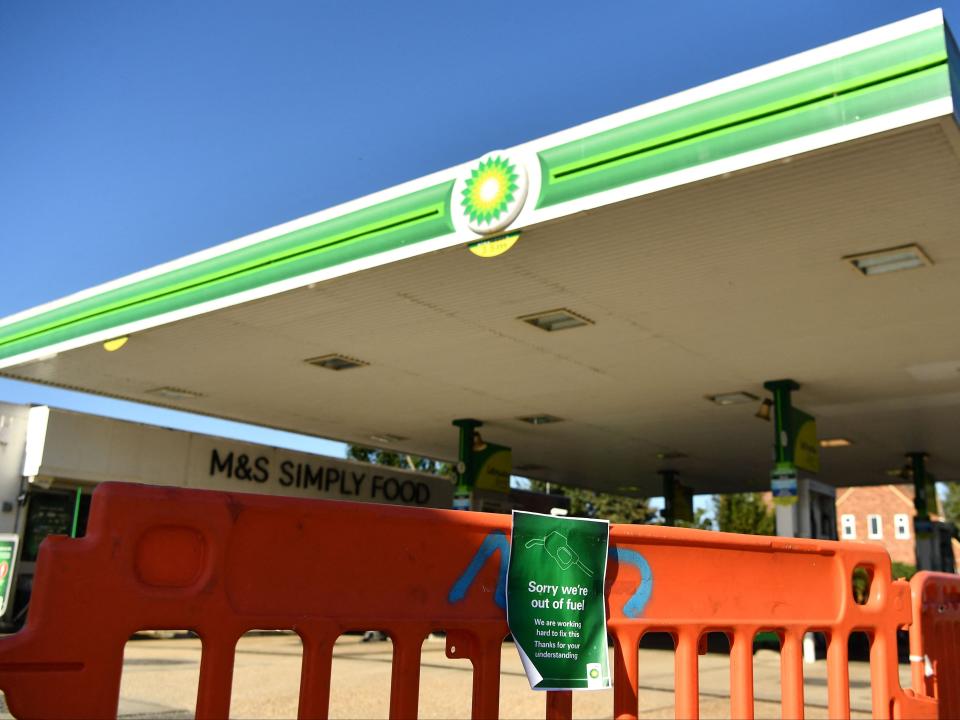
top-left (835, 484), bottom-right (957, 567)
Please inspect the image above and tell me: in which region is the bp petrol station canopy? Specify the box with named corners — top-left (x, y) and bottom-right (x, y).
top-left (2, 11), bottom-right (960, 497)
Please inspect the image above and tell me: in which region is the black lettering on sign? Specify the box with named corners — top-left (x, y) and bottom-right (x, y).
top-left (210, 449), bottom-right (234, 478)
top-left (234, 454), bottom-right (252, 480)
top-left (325, 467), bottom-right (342, 493)
top-left (303, 463), bottom-right (322, 490)
top-left (253, 456), bottom-right (270, 483)
top-left (212, 449), bottom-right (433, 505)
top-left (416, 482), bottom-right (430, 504)
top-left (349, 471), bottom-right (364, 496)
top-left (383, 477), bottom-right (400, 501)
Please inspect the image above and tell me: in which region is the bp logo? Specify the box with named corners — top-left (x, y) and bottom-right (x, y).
top-left (456, 151), bottom-right (528, 235)
top-left (589, 668), bottom-right (600, 679)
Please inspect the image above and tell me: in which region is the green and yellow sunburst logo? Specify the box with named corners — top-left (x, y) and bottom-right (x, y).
top-left (461, 155), bottom-right (520, 230)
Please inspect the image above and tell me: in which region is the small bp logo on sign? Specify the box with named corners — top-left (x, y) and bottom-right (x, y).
top-left (456, 152), bottom-right (528, 235)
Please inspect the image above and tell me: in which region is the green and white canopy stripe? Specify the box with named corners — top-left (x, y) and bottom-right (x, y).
top-left (0, 10), bottom-right (956, 368)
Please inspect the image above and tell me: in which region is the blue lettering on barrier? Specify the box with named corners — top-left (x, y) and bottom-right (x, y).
top-left (448, 533), bottom-right (654, 619)
top-left (448, 531), bottom-right (509, 609)
top-left (609, 546), bottom-right (653, 618)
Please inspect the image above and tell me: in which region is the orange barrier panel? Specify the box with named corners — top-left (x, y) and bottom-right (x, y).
top-left (0, 483), bottom-right (942, 719)
top-left (909, 572), bottom-right (960, 720)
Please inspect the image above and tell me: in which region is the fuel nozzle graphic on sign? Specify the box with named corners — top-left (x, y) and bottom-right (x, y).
top-left (524, 531), bottom-right (593, 576)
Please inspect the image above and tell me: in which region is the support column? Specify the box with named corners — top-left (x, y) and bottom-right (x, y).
top-left (764, 379), bottom-right (800, 539)
top-left (907, 452), bottom-right (929, 519)
top-left (452, 418), bottom-right (482, 510)
top-left (763, 379), bottom-right (799, 471)
top-left (907, 452), bottom-right (935, 570)
top-left (660, 469), bottom-right (692, 526)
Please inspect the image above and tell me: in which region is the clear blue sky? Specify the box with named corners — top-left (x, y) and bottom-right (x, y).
top-left (1, 1), bottom-right (956, 483)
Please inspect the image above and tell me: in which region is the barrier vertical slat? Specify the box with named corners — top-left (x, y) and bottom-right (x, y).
top-left (826, 628), bottom-right (850, 719)
top-left (729, 628), bottom-right (754, 719)
top-left (910, 601), bottom-right (926, 699)
top-left (780, 629), bottom-right (805, 719)
top-left (613, 627), bottom-right (641, 720)
top-left (946, 619), bottom-right (960, 718)
top-left (930, 618), bottom-right (943, 704)
top-left (869, 629), bottom-right (893, 720)
top-left (675, 629), bottom-right (699, 720)
top-left (389, 628), bottom-right (425, 720)
top-left (943, 617), bottom-right (955, 705)
top-left (195, 634), bottom-right (238, 720)
top-left (471, 630), bottom-right (504, 720)
top-left (298, 627), bottom-right (337, 720)
top-left (545, 690), bottom-right (572, 720)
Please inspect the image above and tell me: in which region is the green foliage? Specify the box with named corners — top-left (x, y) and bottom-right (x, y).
top-left (527, 480), bottom-right (654, 525)
top-left (891, 562), bottom-right (917, 581)
top-left (852, 563), bottom-right (915, 605)
top-left (714, 493), bottom-right (775, 536)
top-left (674, 507), bottom-right (714, 531)
top-left (943, 483), bottom-right (960, 527)
top-left (851, 567), bottom-right (870, 604)
top-left (347, 445), bottom-right (454, 478)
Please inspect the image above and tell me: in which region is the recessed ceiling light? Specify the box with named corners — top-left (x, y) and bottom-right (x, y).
top-left (306, 354), bottom-right (368, 371)
top-left (656, 451), bottom-right (689, 460)
top-left (820, 438), bottom-right (853, 448)
top-left (517, 414), bottom-right (564, 425)
top-left (905, 361), bottom-right (960, 382)
top-left (369, 434), bottom-right (407, 444)
top-left (146, 386), bottom-right (203, 400)
top-left (844, 244), bottom-right (932, 276)
top-left (519, 309), bottom-right (593, 332)
top-left (706, 391), bottom-right (758, 406)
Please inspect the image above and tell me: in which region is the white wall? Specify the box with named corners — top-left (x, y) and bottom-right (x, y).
top-left (28, 407), bottom-right (453, 509)
top-left (0, 403), bottom-right (30, 534)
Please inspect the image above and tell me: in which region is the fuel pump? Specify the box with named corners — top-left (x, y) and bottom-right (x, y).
top-left (907, 452), bottom-right (956, 573)
top-left (763, 380), bottom-right (837, 541)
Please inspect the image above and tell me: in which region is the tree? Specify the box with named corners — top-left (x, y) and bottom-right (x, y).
top-left (674, 506), bottom-right (714, 531)
top-left (714, 493), bottom-right (775, 535)
top-left (347, 445), bottom-right (454, 478)
top-left (527, 480), bottom-right (654, 525)
top-left (943, 483), bottom-right (960, 527)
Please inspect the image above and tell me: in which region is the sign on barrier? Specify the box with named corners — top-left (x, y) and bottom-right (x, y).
top-left (507, 512), bottom-right (610, 691)
top-left (0, 534), bottom-right (18, 616)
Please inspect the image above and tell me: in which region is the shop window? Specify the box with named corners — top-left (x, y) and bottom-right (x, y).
top-left (840, 514), bottom-right (856, 540)
top-left (894, 514), bottom-right (910, 539)
top-left (22, 489), bottom-right (91, 562)
top-left (867, 514), bottom-right (882, 539)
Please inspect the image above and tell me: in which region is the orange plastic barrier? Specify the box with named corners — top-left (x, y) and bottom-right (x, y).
top-left (0, 483), bottom-right (942, 719)
top-left (909, 572), bottom-right (960, 720)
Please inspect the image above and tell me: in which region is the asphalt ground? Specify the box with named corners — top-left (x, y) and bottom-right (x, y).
top-left (1, 633), bottom-right (914, 718)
